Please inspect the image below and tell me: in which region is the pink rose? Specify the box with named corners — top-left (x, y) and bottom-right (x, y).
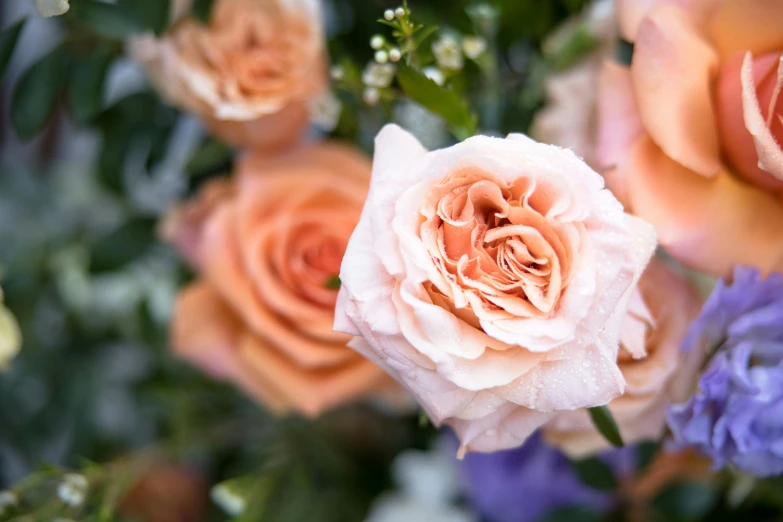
top-left (334, 125), bottom-right (656, 455)
top-left (167, 143), bottom-right (398, 416)
top-left (544, 258), bottom-right (704, 456)
top-left (130, 0), bottom-right (325, 151)
top-left (599, 0), bottom-right (783, 277)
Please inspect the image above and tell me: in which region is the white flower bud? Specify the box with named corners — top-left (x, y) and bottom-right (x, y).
top-left (375, 50), bottom-right (389, 64)
top-left (363, 87), bottom-right (381, 106)
top-left (462, 36), bottom-right (488, 59)
top-left (0, 491), bottom-right (18, 516)
top-left (422, 67), bottom-right (445, 86)
top-left (370, 35), bottom-right (385, 50)
top-left (211, 484), bottom-right (246, 517)
top-left (389, 48), bottom-right (402, 63)
top-left (58, 474), bottom-right (88, 507)
top-left (34, 0), bottom-right (69, 17)
top-left (395, 7), bottom-right (406, 18)
top-left (330, 65), bottom-right (345, 81)
top-left (309, 91), bottom-right (342, 132)
top-left (362, 62), bottom-right (396, 88)
top-left (433, 36), bottom-right (464, 71)
top-left (384, 9), bottom-right (395, 21)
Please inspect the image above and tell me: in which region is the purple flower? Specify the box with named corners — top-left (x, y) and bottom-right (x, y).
top-left (666, 266), bottom-right (783, 477)
top-left (457, 433), bottom-right (632, 522)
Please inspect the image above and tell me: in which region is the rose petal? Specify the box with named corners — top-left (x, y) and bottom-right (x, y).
top-left (237, 335), bottom-right (387, 417)
top-left (202, 206), bottom-right (357, 367)
top-left (620, 136), bottom-right (783, 277)
top-left (632, 4), bottom-right (722, 177)
top-left (596, 62), bottom-right (643, 184)
top-left (740, 52), bottom-right (783, 181)
top-left (708, 0), bottom-right (783, 59)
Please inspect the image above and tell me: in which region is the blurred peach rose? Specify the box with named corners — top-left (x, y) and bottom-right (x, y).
top-left (599, 0), bottom-right (783, 277)
top-left (531, 0), bottom-right (615, 168)
top-left (335, 125), bottom-right (656, 456)
top-left (544, 258), bottom-right (704, 456)
top-left (166, 143), bottom-right (397, 416)
top-left (130, 0), bottom-right (325, 150)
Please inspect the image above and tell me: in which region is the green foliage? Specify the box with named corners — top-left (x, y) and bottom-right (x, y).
top-left (69, 0), bottom-right (147, 40)
top-left (570, 456), bottom-right (618, 491)
top-left (652, 481), bottom-right (719, 522)
top-left (0, 18), bottom-right (25, 80)
top-left (68, 45), bottom-right (115, 125)
top-left (396, 62), bottom-right (477, 140)
top-left (11, 44), bottom-right (70, 140)
top-left (588, 406), bottom-right (624, 448)
top-left (538, 507), bottom-right (602, 522)
top-left (89, 218), bottom-right (158, 274)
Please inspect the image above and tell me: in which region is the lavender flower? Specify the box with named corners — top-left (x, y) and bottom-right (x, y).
top-left (458, 433), bottom-right (632, 522)
top-left (666, 267), bottom-right (783, 477)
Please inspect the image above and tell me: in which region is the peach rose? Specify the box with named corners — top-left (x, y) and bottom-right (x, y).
top-left (130, 0), bottom-right (325, 150)
top-left (599, 0), bottom-right (783, 277)
top-left (531, 0), bottom-right (615, 168)
top-left (543, 258), bottom-right (704, 456)
top-left (167, 143), bottom-right (396, 416)
top-left (334, 125), bottom-right (656, 455)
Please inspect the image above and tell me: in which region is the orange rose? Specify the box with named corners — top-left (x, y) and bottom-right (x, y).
top-left (130, 0), bottom-right (325, 151)
top-left (599, 0), bottom-right (783, 277)
top-left (166, 143), bottom-right (396, 416)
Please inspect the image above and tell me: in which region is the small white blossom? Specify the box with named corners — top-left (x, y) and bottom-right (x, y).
top-left (0, 289), bottom-right (21, 371)
top-left (395, 7), bottom-right (406, 18)
top-left (34, 0), bottom-right (69, 17)
top-left (462, 36), bottom-right (487, 59)
top-left (370, 35), bottom-right (386, 50)
top-left (309, 91), bottom-right (342, 132)
top-left (384, 9), bottom-right (395, 21)
top-left (433, 36), bottom-right (464, 70)
top-left (389, 48), bottom-right (402, 63)
top-left (362, 62), bottom-right (396, 88)
top-left (422, 67), bottom-right (445, 86)
top-left (0, 491), bottom-right (18, 516)
top-left (58, 474), bottom-right (88, 507)
top-left (211, 484), bottom-right (246, 517)
top-left (363, 87), bottom-right (381, 106)
top-left (375, 50), bottom-right (389, 64)
top-left (330, 65), bottom-right (345, 81)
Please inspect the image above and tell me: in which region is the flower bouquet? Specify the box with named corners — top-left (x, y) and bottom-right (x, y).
top-left (1, 0), bottom-right (782, 520)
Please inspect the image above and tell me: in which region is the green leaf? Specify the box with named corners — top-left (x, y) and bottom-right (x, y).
top-left (192, 0), bottom-right (217, 24)
top-left (89, 218), bottom-right (158, 273)
top-left (0, 18), bottom-right (26, 80)
top-left (653, 481), bottom-right (718, 521)
top-left (186, 137), bottom-right (233, 177)
top-left (11, 44), bottom-right (69, 140)
top-left (119, 0), bottom-right (171, 34)
top-left (636, 440), bottom-right (659, 474)
top-left (324, 276), bottom-right (341, 290)
top-left (70, 0), bottom-right (146, 40)
top-left (538, 507), bottom-right (602, 522)
top-left (547, 26), bottom-right (599, 71)
top-left (395, 62), bottom-right (477, 140)
top-left (588, 406), bottom-right (624, 448)
top-left (68, 46), bottom-right (114, 124)
top-left (570, 456), bottom-right (618, 491)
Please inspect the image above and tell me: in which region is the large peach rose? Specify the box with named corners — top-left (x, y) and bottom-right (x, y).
top-left (334, 125), bottom-right (656, 455)
top-left (130, 0), bottom-right (325, 150)
top-left (599, 0), bottom-right (783, 277)
top-left (543, 258), bottom-right (704, 456)
top-left (166, 143), bottom-right (396, 416)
